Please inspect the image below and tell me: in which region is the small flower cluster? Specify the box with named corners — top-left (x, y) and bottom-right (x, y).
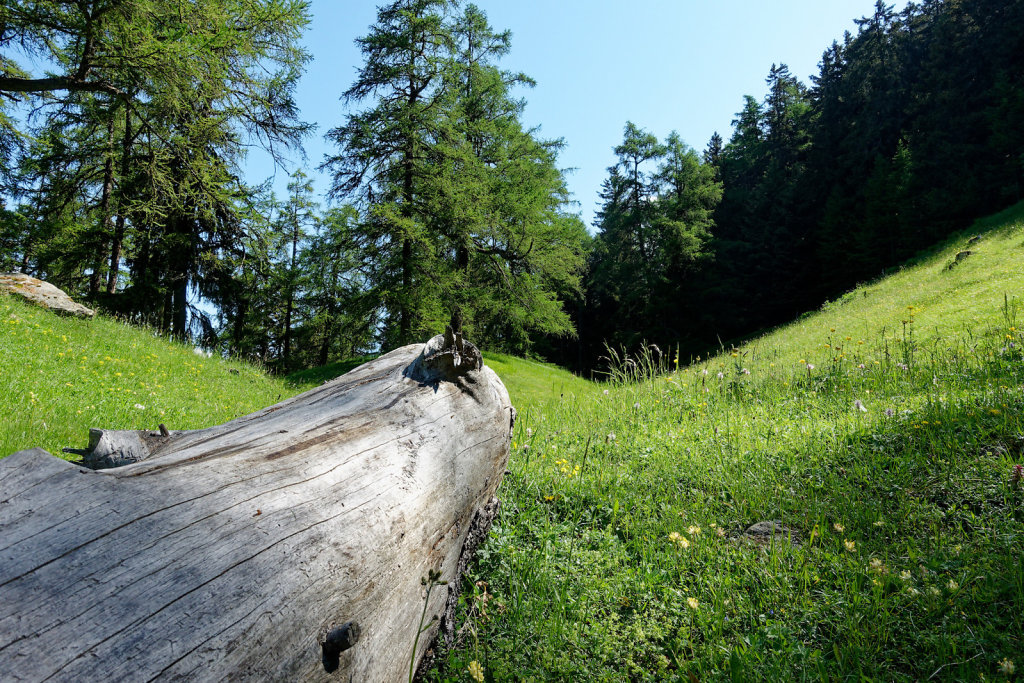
top-left (667, 531), bottom-right (690, 549)
top-left (554, 458), bottom-right (579, 477)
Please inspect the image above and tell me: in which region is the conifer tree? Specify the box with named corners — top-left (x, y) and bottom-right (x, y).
top-left (324, 0), bottom-right (455, 348)
top-left (703, 132), bottom-right (723, 174)
top-left (428, 3), bottom-right (586, 350)
top-left (277, 170), bottom-right (319, 369)
top-left (327, 1), bottom-right (585, 352)
top-left (300, 205), bottom-right (376, 366)
top-left (587, 125), bottom-right (719, 358)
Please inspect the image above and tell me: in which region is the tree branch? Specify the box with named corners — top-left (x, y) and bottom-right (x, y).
top-left (0, 75), bottom-right (125, 97)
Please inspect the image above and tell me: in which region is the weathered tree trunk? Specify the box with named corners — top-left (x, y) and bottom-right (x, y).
top-left (0, 333), bottom-right (511, 682)
top-left (106, 101), bottom-right (133, 295)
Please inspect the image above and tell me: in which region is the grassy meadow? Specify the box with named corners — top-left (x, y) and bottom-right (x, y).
top-left (0, 299), bottom-right (310, 458)
top-left (1, 204), bottom-right (1023, 681)
top-left (427, 205), bottom-right (1024, 682)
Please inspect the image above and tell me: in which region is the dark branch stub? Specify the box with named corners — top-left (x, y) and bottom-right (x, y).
top-left (321, 621), bottom-right (360, 673)
top-left (404, 328), bottom-right (483, 385)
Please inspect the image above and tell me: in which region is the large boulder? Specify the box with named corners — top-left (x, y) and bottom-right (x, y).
top-left (0, 272), bottom-right (95, 318)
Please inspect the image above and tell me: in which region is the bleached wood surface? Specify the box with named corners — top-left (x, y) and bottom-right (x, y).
top-left (0, 336), bottom-right (513, 681)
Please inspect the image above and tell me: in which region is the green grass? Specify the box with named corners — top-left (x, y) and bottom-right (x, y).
top-left (2, 205), bottom-right (1023, 681)
top-left (425, 204), bottom-right (1024, 682)
top-left (0, 296), bottom-right (303, 458)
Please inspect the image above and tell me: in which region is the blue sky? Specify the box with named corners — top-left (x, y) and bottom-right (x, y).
top-left (247, 0), bottom-right (909, 229)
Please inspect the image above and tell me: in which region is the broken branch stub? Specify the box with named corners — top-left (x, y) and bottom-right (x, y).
top-left (405, 327), bottom-right (483, 384)
top-left (0, 337), bottom-right (512, 681)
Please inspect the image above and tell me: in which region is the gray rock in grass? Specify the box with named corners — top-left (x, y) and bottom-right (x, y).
top-left (0, 272), bottom-right (95, 318)
top-left (739, 520), bottom-right (802, 547)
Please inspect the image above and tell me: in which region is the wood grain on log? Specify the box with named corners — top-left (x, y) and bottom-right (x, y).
top-left (0, 336), bottom-right (513, 682)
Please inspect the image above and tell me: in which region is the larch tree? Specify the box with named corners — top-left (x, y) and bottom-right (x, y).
top-left (1, 0), bottom-right (312, 339)
top-left (326, 0), bottom-right (586, 353)
top-left (277, 170), bottom-right (319, 369)
top-left (587, 122), bottom-right (665, 346)
top-left (300, 205), bottom-right (376, 367)
top-left (427, 3), bottom-right (586, 352)
top-left (323, 0), bottom-right (456, 349)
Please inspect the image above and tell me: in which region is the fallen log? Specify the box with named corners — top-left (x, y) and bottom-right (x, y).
top-left (0, 332), bottom-right (513, 681)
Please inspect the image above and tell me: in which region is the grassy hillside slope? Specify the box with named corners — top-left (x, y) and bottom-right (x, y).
top-left (0, 298), bottom-right (307, 458)
top-left (427, 205), bottom-right (1024, 682)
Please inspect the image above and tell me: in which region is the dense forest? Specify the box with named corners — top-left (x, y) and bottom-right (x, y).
top-left (1, 0), bottom-right (1022, 374)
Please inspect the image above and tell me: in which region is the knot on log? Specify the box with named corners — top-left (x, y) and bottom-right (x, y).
top-left (320, 621), bottom-right (360, 673)
top-left (405, 327), bottom-right (483, 384)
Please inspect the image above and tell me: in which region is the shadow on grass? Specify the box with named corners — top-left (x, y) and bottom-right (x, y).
top-left (284, 356), bottom-right (378, 388)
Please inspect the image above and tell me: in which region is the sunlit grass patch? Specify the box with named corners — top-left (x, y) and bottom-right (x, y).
top-left (0, 294), bottom-right (299, 458)
top-left (429, 208), bottom-right (1024, 681)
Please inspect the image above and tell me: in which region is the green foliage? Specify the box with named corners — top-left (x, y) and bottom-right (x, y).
top-left (426, 5), bottom-right (587, 351)
top-left (325, 1), bottom-right (586, 354)
top-left (1, 0), bottom-right (312, 339)
top-left (323, 0), bottom-right (457, 348)
top-left (297, 205), bottom-right (377, 367)
top-left (586, 123), bottom-right (721, 359)
top-left (678, 0), bottom-right (1024, 361)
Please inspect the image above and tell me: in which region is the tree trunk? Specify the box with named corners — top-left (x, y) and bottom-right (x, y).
top-left (90, 114), bottom-right (116, 297)
top-left (0, 333), bottom-right (510, 682)
top-left (282, 217), bottom-right (301, 367)
top-left (107, 102), bottom-right (132, 294)
top-left (318, 259), bottom-right (341, 367)
top-left (231, 296), bottom-right (249, 357)
top-left (160, 286), bottom-right (173, 335)
top-left (172, 277), bottom-right (188, 340)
